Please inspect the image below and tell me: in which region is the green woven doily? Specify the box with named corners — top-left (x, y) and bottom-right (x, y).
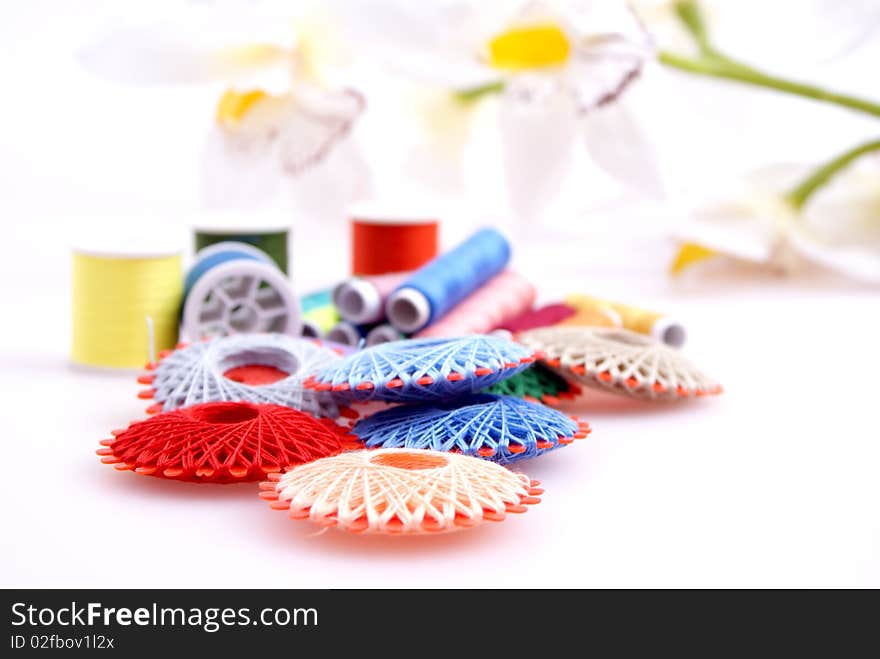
top-left (484, 363), bottom-right (580, 405)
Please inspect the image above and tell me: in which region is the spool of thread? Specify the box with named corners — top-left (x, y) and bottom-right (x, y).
top-left (350, 205), bottom-right (439, 275)
top-left (181, 241), bottom-right (299, 341)
top-left (416, 270), bottom-right (536, 338)
top-left (72, 248), bottom-right (182, 369)
top-left (559, 307), bottom-right (621, 328)
top-left (386, 228), bottom-right (511, 334)
top-left (365, 324), bottom-right (404, 346)
top-left (192, 211), bottom-right (291, 272)
top-left (565, 294), bottom-right (686, 347)
top-left (300, 289), bottom-right (340, 338)
top-left (326, 320), bottom-right (374, 347)
top-left (496, 303), bottom-right (578, 333)
top-left (333, 272), bottom-right (410, 325)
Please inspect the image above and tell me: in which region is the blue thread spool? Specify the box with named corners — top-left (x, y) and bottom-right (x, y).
top-left (385, 228), bottom-right (511, 333)
top-left (181, 242), bottom-right (299, 340)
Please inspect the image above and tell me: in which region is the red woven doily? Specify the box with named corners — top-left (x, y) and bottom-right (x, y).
top-left (97, 401), bottom-right (360, 483)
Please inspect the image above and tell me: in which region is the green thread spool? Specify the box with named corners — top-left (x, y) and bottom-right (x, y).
top-left (195, 230), bottom-right (289, 273)
top-left (192, 211), bottom-right (291, 273)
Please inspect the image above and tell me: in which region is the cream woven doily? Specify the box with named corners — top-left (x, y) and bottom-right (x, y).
top-left (518, 326), bottom-right (721, 400)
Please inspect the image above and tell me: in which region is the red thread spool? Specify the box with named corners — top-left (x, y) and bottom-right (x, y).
top-left (97, 402), bottom-right (360, 483)
top-left (350, 207), bottom-right (439, 276)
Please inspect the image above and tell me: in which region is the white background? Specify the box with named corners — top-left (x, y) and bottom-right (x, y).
top-left (1, 1), bottom-right (879, 587)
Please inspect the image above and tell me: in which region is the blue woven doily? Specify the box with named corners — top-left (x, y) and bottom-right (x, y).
top-left (304, 336), bottom-right (538, 403)
top-left (351, 394), bottom-right (590, 464)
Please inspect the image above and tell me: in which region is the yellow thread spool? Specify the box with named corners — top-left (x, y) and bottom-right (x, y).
top-left (565, 295), bottom-right (687, 348)
top-left (559, 307), bottom-right (621, 329)
top-left (71, 250), bottom-right (183, 368)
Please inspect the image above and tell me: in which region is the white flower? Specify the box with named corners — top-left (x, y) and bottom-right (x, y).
top-left (335, 0), bottom-right (654, 220)
top-left (671, 158), bottom-right (880, 282)
top-left (78, 3), bottom-right (370, 215)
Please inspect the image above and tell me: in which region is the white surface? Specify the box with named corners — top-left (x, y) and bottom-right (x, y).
top-left (1, 1), bottom-right (879, 588)
top-left (3, 228), bottom-right (880, 588)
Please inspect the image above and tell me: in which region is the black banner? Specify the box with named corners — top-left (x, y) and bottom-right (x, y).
top-left (1, 589), bottom-right (874, 653)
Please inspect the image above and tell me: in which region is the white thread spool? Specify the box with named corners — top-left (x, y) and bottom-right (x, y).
top-left (326, 320), bottom-right (364, 347)
top-left (365, 324), bottom-right (404, 346)
top-left (333, 278), bottom-right (384, 325)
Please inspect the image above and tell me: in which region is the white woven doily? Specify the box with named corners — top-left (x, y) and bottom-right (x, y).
top-left (517, 327), bottom-right (721, 400)
top-left (145, 333), bottom-right (342, 417)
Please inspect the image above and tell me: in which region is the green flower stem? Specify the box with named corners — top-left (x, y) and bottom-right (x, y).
top-left (454, 80), bottom-right (505, 103)
top-left (785, 138), bottom-right (880, 210)
top-left (658, 50), bottom-right (880, 119)
top-left (673, 0), bottom-right (715, 56)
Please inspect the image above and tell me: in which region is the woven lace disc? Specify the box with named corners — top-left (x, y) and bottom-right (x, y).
top-left (97, 402), bottom-right (359, 483)
top-left (138, 333), bottom-right (345, 418)
top-left (352, 394), bottom-right (589, 464)
top-left (518, 326), bottom-right (722, 400)
top-left (260, 448), bottom-right (543, 534)
top-left (304, 335), bottom-right (537, 403)
top-left (484, 363), bottom-right (582, 406)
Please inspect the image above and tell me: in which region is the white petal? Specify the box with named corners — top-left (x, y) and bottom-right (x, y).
top-left (78, 13), bottom-right (295, 86)
top-left (276, 87), bottom-right (366, 175)
top-left (790, 159), bottom-right (880, 282)
top-left (582, 99), bottom-right (664, 196)
top-left (499, 87), bottom-right (577, 220)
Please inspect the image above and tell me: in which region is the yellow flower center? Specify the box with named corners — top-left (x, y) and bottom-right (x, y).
top-left (487, 23), bottom-right (571, 70)
top-left (215, 89), bottom-right (269, 127)
top-left (670, 243), bottom-right (717, 275)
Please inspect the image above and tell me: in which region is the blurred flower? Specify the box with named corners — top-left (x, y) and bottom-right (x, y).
top-left (671, 147), bottom-right (880, 282)
top-left (79, 3), bottom-right (370, 216)
top-left (336, 0), bottom-right (655, 220)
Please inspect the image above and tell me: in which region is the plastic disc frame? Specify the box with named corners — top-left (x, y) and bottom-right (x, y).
top-left (139, 333), bottom-right (347, 418)
top-left (98, 401), bottom-right (359, 483)
top-left (352, 394), bottom-right (590, 464)
top-left (518, 326), bottom-right (722, 400)
top-left (484, 362), bottom-right (582, 406)
top-left (304, 335), bottom-right (538, 403)
top-left (259, 448), bottom-right (543, 534)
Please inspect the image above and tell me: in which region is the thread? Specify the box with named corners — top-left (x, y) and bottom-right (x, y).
top-left (300, 289), bottom-right (340, 338)
top-left (260, 448), bottom-right (543, 534)
top-left (495, 303), bottom-right (577, 333)
top-left (518, 326), bottom-right (722, 400)
top-left (304, 335), bottom-right (537, 403)
top-left (353, 394), bottom-right (589, 464)
top-left (559, 307), bottom-right (621, 328)
top-left (72, 250), bottom-right (182, 369)
top-left (365, 324), bottom-right (404, 346)
top-left (484, 363), bottom-right (582, 406)
top-left (326, 320), bottom-right (374, 347)
top-left (386, 228), bottom-right (511, 333)
top-left (98, 402), bottom-right (359, 482)
top-left (415, 270), bottom-right (535, 338)
top-left (181, 242), bottom-right (299, 341)
top-left (350, 210), bottom-right (439, 275)
top-left (333, 272), bottom-right (410, 325)
top-left (566, 294), bottom-right (686, 347)
top-left (195, 229), bottom-right (289, 273)
top-left (141, 333), bottom-right (346, 418)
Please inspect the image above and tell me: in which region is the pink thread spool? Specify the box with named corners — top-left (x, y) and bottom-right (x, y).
top-left (415, 270), bottom-right (536, 338)
top-left (332, 272), bottom-right (410, 325)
